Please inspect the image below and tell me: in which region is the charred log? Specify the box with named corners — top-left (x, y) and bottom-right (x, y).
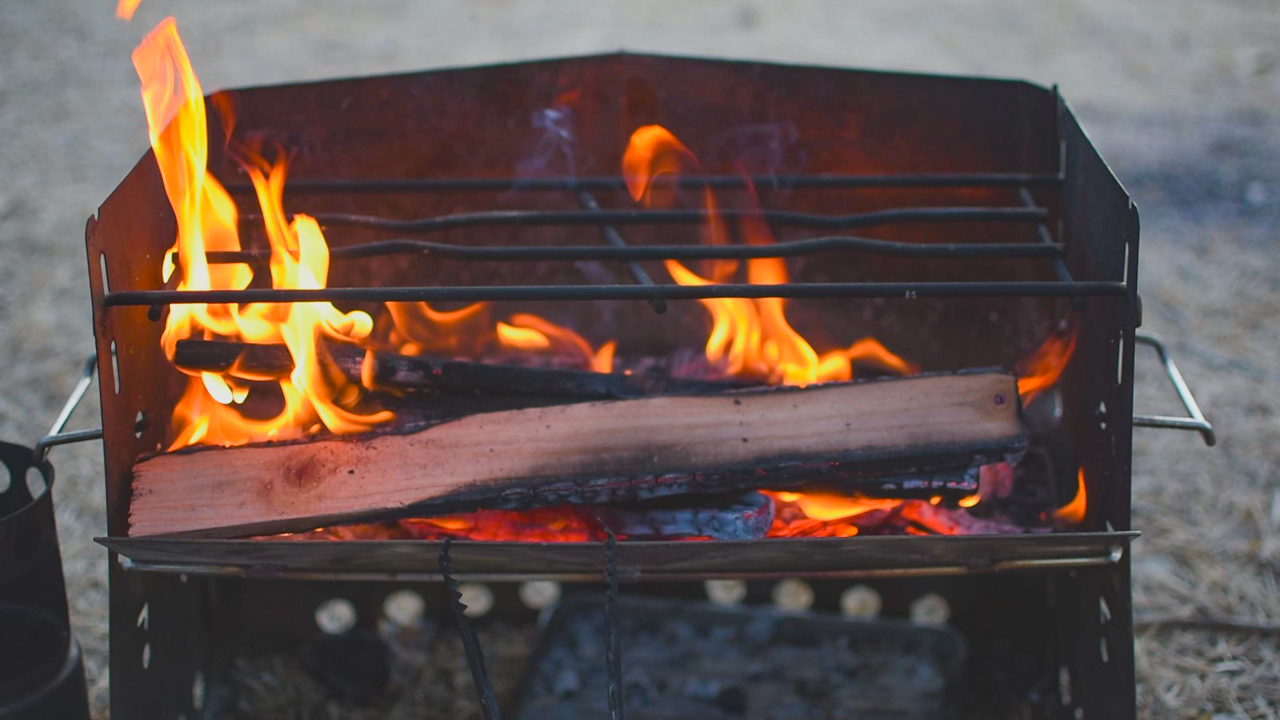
top-left (172, 338), bottom-right (750, 399)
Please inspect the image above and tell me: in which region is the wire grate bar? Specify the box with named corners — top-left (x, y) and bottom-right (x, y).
top-left (204, 235), bottom-right (1065, 266)
top-left (221, 172), bottom-right (1064, 196)
top-left (102, 280), bottom-right (1127, 308)
top-left (238, 206), bottom-right (1047, 234)
top-left (577, 190), bottom-right (667, 314)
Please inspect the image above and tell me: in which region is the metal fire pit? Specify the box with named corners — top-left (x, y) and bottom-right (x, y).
top-left (76, 54), bottom-right (1214, 718)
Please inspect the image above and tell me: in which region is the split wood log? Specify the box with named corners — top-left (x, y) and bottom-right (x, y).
top-left (172, 339), bottom-right (749, 399)
top-left (129, 370), bottom-right (1026, 538)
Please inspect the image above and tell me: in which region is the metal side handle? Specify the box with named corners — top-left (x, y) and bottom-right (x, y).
top-left (33, 355), bottom-right (103, 463)
top-left (1133, 332), bottom-right (1216, 447)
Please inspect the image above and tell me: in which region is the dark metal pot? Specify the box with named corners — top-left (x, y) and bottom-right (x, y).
top-left (0, 442), bottom-right (89, 720)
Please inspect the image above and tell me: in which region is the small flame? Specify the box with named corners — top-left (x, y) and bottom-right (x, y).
top-left (386, 301), bottom-right (491, 356)
top-left (402, 507), bottom-right (600, 542)
top-left (1017, 328), bottom-right (1078, 404)
top-left (1053, 468), bottom-right (1088, 524)
top-left (496, 313), bottom-right (615, 373)
top-left (116, 0), bottom-right (141, 20)
top-left (623, 125), bottom-right (916, 386)
top-left (136, 19), bottom-right (390, 449)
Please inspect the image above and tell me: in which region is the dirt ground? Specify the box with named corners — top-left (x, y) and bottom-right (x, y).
top-left (1, 1), bottom-right (1277, 717)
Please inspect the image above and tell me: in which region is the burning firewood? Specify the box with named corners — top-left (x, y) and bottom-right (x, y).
top-left (172, 338), bottom-right (751, 400)
top-left (129, 370), bottom-right (1025, 537)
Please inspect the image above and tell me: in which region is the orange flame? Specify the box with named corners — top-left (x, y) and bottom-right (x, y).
top-left (1053, 468), bottom-right (1088, 524)
top-left (386, 301), bottom-right (492, 357)
top-left (136, 19), bottom-right (390, 449)
top-left (624, 125), bottom-right (917, 386)
top-left (116, 0), bottom-right (141, 20)
top-left (1017, 328), bottom-right (1078, 404)
top-left (497, 313), bottom-right (615, 373)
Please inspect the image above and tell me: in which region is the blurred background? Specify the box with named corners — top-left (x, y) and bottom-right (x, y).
top-left (1, 1), bottom-right (1276, 716)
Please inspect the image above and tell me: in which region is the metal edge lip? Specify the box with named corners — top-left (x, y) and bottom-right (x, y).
top-left (100, 531), bottom-right (1138, 581)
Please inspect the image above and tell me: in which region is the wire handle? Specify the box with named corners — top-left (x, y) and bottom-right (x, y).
top-left (34, 355), bottom-right (102, 463)
top-left (1132, 332), bottom-right (1216, 447)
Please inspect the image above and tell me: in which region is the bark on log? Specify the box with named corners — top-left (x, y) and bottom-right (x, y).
top-left (172, 338), bottom-right (749, 399)
top-left (129, 371), bottom-right (1025, 538)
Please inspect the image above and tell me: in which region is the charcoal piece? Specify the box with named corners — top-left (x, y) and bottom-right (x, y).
top-left (300, 630), bottom-right (390, 704)
top-left (516, 596), bottom-right (966, 720)
top-left (597, 492), bottom-right (775, 540)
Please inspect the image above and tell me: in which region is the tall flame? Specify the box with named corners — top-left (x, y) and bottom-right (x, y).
top-left (623, 125), bottom-right (917, 386)
top-left (116, 0), bottom-right (141, 21)
top-left (135, 19), bottom-right (390, 449)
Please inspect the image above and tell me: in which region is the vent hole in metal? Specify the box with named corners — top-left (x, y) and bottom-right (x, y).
top-left (910, 593), bottom-right (952, 626)
top-left (109, 341), bottom-right (121, 394)
top-left (383, 589), bottom-right (425, 627)
top-left (519, 581), bottom-right (561, 610)
top-left (840, 585), bottom-right (883, 619)
top-left (192, 670), bottom-right (205, 711)
top-left (705, 579), bottom-right (747, 607)
top-left (772, 578), bottom-right (814, 613)
top-left (458, 583), bottom-right (494, 618)
top-left (25, 466), bottom-right (46, 499)
top-left (315, 598), bottom-right (357, 635)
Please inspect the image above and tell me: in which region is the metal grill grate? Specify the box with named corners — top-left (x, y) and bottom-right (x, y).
top-left (100, 171), bottom-right (1126, 310)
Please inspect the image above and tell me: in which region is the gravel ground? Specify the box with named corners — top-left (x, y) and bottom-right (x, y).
top-left (1, 1), bottom-right (1277, 717)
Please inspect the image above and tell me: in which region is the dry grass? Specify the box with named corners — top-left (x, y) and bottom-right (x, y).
top-left (1, 1), bottom-right (1277, 717)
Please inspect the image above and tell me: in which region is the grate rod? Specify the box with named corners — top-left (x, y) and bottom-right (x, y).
top-left (221, 172), bottom-right (1063, 196)
top-left (577, 190), bottom-right (666, 314)
top-left (1018, 187), bottom-right (1082, 312)
top-left (103, 280), bottom-right (1127, 308)
top-left (239, 206), bottom-right (1047, 234)
top-left (205, 236), bottom-right (1064, 265)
